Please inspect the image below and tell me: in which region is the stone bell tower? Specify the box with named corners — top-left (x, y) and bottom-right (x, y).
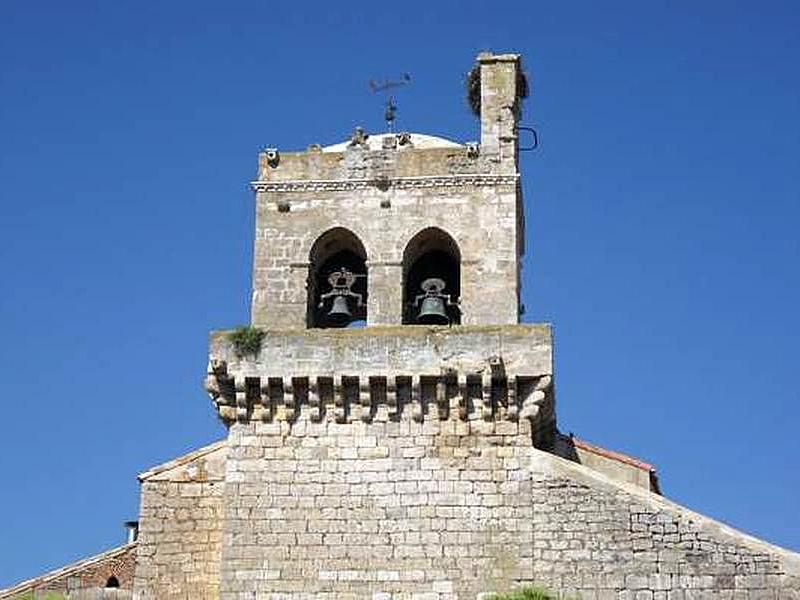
top-left (124, 50), bottom-right (800, 600)
top-left (249, 52), bottom-right (527, 329)
top-left (204, 52), bottom-right (556, 598)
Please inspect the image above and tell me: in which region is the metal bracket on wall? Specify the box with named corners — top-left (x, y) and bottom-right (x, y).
top-left (517, 125), bottom-right (539, 151)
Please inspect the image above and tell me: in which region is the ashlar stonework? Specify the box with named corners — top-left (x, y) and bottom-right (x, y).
top-left (3, 51), bottom-right (799, 600)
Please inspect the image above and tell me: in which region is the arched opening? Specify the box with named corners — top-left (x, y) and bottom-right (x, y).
top-left (105, 576), bottom-right (120, 588)
top-left (307, 228), bottom-right (368, 328)
top-left (402, 227), bottom-right (461, 325)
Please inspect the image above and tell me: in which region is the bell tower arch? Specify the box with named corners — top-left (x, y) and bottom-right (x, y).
top-left (402, 227), bottom-right (461, 325)
top-left (307, 227), bottom-right (368, 328)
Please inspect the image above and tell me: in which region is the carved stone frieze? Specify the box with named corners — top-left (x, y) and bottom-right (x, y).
top-left (250, 173), bottom-right (519, 194)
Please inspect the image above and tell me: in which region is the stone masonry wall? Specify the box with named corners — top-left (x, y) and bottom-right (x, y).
top-left (132, 443), bottom-right (226, 600)
top-left (0, 543), bottom-right (137, 600)
top-left (251, 178), bottom-right (521, 330)
top-left (218, 417), bottom-right (800, 599)
top-left (528, 453), bottom-right (800, 599)
top-left (219, 417), bottom-right (538, 599)
top-left (250, 53), bottom-right (524, 330)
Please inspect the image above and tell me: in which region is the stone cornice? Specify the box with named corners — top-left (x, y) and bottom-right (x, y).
top-left (204, 365), bottom-right (553, 430)
top-left (250, 173), bottom-right (519, 193)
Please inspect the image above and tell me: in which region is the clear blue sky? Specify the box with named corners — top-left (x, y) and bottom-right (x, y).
top-left (1, 0), bottom-right (798, 587)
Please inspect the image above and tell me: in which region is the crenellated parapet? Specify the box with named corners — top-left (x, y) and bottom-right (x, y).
top-left (205, 324), bottom-right (555, 448)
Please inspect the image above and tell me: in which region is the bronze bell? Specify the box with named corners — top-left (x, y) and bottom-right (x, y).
top-left (326, 295), bottom-right (352, 324)
top-left (415, 277), bottom-right (452, 325)
top-left (318, 267), bottom-right (366, 328)
top-left (417, 296), bottom-right (449, 325)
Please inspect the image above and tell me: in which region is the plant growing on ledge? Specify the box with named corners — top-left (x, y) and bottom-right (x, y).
top-left (228, 326), bottom-right (265, 357)
top-left (486, 587), bottom-right (557, 600)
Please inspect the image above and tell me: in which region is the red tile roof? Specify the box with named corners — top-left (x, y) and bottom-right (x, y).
top-left (572, 437), bottom-right (656, 473)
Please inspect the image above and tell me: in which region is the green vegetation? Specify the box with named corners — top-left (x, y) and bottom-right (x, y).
top-left (228, 326), bottom-right (265, 357)
top-left (485, 587), bottom-right (558, 600)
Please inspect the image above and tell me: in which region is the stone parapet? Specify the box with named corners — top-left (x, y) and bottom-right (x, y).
top-left (255, 145), bottom-right (511, 183)
top-left (205, 325), bottom-right (555, 445)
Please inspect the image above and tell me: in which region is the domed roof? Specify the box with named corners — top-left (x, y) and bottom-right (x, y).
top-left (322, 132), bottom-right (462, 152)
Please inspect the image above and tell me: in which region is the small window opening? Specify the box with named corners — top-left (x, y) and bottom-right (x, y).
top-left (105, 576), bottom-right (120, 588)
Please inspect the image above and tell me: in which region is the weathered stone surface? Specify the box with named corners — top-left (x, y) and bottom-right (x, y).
top-left (11, 50), bottom-right (797, 600)
top-left (250, 56), bottom-right (524, 330)
top-left (209, 324), bottom-right (552, 379)
top-left (3, 47), bottom-right (797, 600)
top-left (210, 421), bottom-right (800, 599)
top-left (205, 325), bottom-right (557, 450)
top-left (0, 543), bottom-right (137, 600)
top-left (131, 442), bottom-right (226, 600)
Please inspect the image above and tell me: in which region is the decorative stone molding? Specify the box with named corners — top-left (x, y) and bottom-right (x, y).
top-left (204, 363), bottom-right (553, 432)
top-left (250, 173), bottom-right (519, 194)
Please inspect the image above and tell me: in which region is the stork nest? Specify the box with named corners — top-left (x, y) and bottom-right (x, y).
top-left (466, 65), bottom-right (530, 117)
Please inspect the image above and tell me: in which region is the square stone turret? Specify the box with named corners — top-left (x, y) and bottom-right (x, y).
top-left (205, 52), bottom-right (555, 443)
top-left (199, 55), bottom-right (559, 597)
top-left (250, 53), bottom-right (526, 329)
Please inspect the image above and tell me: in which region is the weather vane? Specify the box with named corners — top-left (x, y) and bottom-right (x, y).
top-left (368, 72), bottom-right (412, 132)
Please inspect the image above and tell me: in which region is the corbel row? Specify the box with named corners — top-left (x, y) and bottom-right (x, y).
top-left (205, 360), bottom-right (552, 428)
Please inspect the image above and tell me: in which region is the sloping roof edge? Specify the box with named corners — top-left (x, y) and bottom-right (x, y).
top-left (0, 542), bottom-right (136, 599)
top-left (137, 439), bottom-right (226, 482)
top-left (532, 449), bottom-right (800, 571)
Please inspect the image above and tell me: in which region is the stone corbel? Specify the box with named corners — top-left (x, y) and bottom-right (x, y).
top-left (386, 376), bottom-right (398, 420)
top-left (359, 379), bottom-right (372, 423)
top-left (507, 376), bottom-right (519, 421)
top-left (457, 374), bottom-right (469, 421)
top-left (411, 376), bottom-right (423, 423)
top-left (235, 378), bottom-right (248, 422)
top-left (520, 375), bottom-right (552, 422)
top-left (333, 375), bottom-right (346, 423)
top-left (481, 371), bottom-right (493, 421)
top-left (205, 360), bottom-right (238, 425)
top-left (308, 377), bottom-right (322, 423)
top-left (260, 380), bottom-right (273, 422)
top-left (283, 377), bottom-right (296, 421)
top-left (435, 378), bottom-right (448, 420)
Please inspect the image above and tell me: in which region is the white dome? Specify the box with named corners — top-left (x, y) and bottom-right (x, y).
top-left (322, 132), bottom-right (462, 152)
